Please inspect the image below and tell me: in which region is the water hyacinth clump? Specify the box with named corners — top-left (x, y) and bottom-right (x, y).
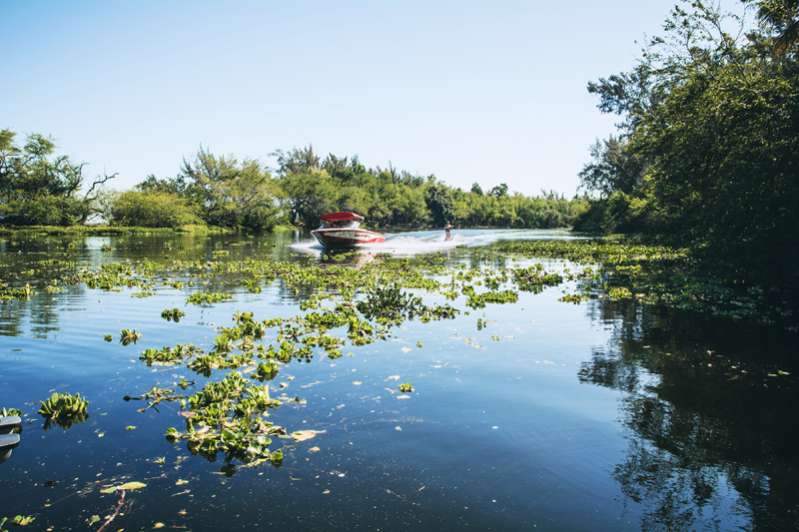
top-left (38, 392), bottom-right (89, 428)
top-left (140, 344), bottom-right (203, 366)
top-left (120, 328), bottom-right (141, 345)
top-left (186, 291), bottom-right (233, 306)
top-left (161, 307), bottom-right (186, 322)
top-left (164, 372), bottom-right (284, 465)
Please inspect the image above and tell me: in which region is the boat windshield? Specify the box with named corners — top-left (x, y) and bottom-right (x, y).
top-left (322, 220), bottom-right (360, 229)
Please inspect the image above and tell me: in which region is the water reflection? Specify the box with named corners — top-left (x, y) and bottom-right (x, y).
top-left (580, 300), bottom-right (799, 530)
top-left (1, 231), bottom-right (798, 530)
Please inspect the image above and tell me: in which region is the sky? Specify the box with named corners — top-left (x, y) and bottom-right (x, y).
top-left (1, 0), bottom-right (676, 196)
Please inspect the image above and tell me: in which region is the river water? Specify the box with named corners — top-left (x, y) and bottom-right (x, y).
top-left (0, 230), bottom-right (796, 530)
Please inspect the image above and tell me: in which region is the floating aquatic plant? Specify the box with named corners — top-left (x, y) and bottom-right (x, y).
top-left (12, 515), bottom-right (36, 527)
top-left (399, 383), bottom-right (414, 393)
top-left (140, 344), bottom-right (202, 366)
top-left (120, 328), bottom-right (141, 345)
top-left (165, 372), bottom-right (284, 465)
top-left (186, 291), bottom-right (233, 306)
top-left (38, 392), bottom-right (89, 429)
top-left (161, 307), bottom-right (186, 322)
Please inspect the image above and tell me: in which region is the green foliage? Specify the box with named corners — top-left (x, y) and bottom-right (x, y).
top-left (580, 0), bottom-right (799, 296)
top-left (0, 130), bottom-right (114, 226)
top-left (139, 148), bottom-right (283, 232)
top-left (425, 184), bottom-right (455, 226)
top-left (186, 291), bottom-right (233, 306)
top-left (11, 515), bottom-right (35, 527)
top-left (140, 344), bottom-right (202, 366)
top-left (273, 145), bottom-right (580, 229)
top-left (399, 383), bottom-right (414, 393)
top-left (108, 190), bottom-right (201, 228)
top-left (161, 307), bottom-right (186, 322)
top-left (38, 392), bottom-right (89, 428)
top-left (120, 328), bottom-right (141, 345)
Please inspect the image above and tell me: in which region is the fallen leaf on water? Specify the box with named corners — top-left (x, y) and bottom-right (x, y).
top-left (101, 481), bottom-right (147, 494)
top-left (119, 481), bottom-right (147, 491)
top-left (291, 430), bottom-right (325, 442)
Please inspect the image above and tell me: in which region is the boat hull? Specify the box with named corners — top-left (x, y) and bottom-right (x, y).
top-left (311, 228), bottom-right (385, 248)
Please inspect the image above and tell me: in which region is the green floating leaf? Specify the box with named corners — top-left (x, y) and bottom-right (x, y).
top-left (100, 481), bottom-right (147, 494)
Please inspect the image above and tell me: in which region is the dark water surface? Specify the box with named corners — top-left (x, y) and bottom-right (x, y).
top-left (0, 230), bottom-right (797, 530)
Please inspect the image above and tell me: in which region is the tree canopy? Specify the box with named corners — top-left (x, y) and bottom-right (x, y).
top-left (576, 0), bottom-right (799, 292)
top-left (0, 130), bottom-right (114, 226)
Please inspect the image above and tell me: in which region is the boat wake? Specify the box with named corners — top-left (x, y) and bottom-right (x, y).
top-left (290, 228), bottom-right (584, 258)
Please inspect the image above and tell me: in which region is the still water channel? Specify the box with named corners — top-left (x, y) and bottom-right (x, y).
top-left (0, 230), bottom-right (796, 530)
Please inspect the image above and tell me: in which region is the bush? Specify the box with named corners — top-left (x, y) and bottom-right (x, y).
top-left (109, 191), bottom-right (201, 228)
top-left (0, 195), bottom-right (88, 226)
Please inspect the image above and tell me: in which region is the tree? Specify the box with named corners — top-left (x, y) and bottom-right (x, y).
top-left (424, 183), bottom-right (454, 226)
top-left (176, 148), bottom-right (283, 231)
top-left (579, 136), bottom-right (643, 197)
top-left (580, 0), bottom-right (799, 292)
top-left (0, 129), bottom-right (115, 226)
top-left (489, 183), bottom-right (509, 198)
top-left (757, 0), bottom-right (799, 56)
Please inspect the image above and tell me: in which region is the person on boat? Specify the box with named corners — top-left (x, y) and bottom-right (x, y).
top-left (444, 222), bottom-right (453, 241)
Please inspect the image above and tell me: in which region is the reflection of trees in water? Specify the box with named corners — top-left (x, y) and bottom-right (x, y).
top-left (581, 300), bottom-right (799, 530)
top-left (0, 290), bottom-right (82, 338)
top-left (0, 232), bottom-right (300, 337)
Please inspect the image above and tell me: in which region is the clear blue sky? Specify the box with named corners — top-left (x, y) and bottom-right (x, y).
top-left (1, 1), bottom-right (675, 196)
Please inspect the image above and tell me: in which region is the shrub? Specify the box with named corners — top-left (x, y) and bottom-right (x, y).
top-left (109, 191), bottom-right (201, 228)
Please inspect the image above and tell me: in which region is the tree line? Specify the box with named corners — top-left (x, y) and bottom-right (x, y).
top-left (575, 0), bottom-right (799, 294)
top-left (0, 135), bottom-right (584, 232)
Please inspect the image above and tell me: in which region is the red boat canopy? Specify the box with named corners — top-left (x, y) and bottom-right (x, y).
top-left (320, 211), bottom-right (364, 222)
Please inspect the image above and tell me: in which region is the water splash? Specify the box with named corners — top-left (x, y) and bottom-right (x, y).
top-left (290, 228), bottom-right (585, 257)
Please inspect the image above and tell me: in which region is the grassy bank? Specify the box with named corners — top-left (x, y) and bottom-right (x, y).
top-left (0, 224), bottom-right (234, 236)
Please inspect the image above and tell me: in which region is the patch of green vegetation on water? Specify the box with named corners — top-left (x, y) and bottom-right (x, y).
top-left (186, 291), bottom-right (233, 306)
top-left (161, 307), bottom-right (186, 322)
top-left (490, 240), bottom-right (796, 328)
top-left (120, 328), bottom-right (141, 345)
top-left (38, 392), bottom-right (89, 429)
top-left (140, 344), bottom-right (202, 366)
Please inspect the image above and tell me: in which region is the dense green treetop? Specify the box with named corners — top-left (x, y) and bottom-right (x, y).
top-left (577, 0), bottom-right (799, 292)
top-left (0, 130), bottom-right (115, 226)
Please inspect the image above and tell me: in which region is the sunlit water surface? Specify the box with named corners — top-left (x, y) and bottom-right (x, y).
top-left (0, 230), bottom-right (797, 530)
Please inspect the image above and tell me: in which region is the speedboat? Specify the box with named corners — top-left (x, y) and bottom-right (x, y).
top-left (311, 212), bottom-right (385, 248)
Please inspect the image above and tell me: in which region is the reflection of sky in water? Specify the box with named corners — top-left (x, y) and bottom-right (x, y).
top-left (0, 230), bottom-right (795, 531)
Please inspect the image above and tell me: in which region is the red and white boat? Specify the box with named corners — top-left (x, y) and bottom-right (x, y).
top-left (311, 212), bottom-right (385, 248)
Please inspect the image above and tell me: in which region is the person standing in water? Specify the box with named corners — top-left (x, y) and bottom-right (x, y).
top-left (444, 222), bottom-right (453, 241)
